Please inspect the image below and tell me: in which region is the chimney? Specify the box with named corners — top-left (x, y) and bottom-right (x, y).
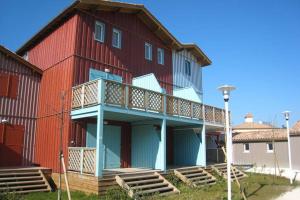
top-left (244, 113), bottom-right (253, 123)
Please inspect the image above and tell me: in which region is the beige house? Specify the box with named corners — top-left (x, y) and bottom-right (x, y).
top-left (232, 114), bottom-right (300, 171)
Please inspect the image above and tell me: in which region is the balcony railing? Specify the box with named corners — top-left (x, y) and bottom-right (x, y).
top-left (68, 147), bottom-right (96, 175)
top-left (72, 79), bottom-right (225, 125)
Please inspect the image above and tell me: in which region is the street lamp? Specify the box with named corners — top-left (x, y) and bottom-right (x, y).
top-left (218, 85), bottom-right (236, 200)
top-left (282, 111), bottom-right (293, 184)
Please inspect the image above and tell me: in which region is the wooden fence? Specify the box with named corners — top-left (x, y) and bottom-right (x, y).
top-left (68, 147), bottom-right (96, 175)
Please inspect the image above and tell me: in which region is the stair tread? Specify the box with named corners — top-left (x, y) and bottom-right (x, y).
top-left (0, 176), bottom-right (43, 181)
top-left (14, 188), bottom-right (50, 194)
top-left (127, 178), bottom-right (163, 185)
top-left (0, 172), bottom-right (40, 177)
top-left (0, 184), bottom-right (47, 190)
top-left (193, 178), bottom-right (216, 185)
top-left (185, 172), bottom-right (207, 178)
top-left (132, 182), bottom-right (168, 190)
top-left (178, 169), bottom-right (202, 174)
top-left (137, 186), bottom-right (173, 195)
top-left (123, 174), bottom-right (158, 181)
top-left (0, 180), bottom-right (45, 186)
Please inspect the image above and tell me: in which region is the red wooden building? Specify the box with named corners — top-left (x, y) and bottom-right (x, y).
top-left (0, 45), bottom-right (42, 167)
top-left (16, 0), bottom-right (184, 172)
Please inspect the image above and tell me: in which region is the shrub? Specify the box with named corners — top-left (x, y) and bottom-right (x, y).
top-left (105, 186), bottom-right (132, 200)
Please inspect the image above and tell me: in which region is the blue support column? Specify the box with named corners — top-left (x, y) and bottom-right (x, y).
top-left (95, 78), bottom-right (105, 177)
top-left (195, 125), bottom-right (206, 166)
top-left (95, 106), bottom-right (104, 177)
top-left (155, 119), bottom-right (166, 171)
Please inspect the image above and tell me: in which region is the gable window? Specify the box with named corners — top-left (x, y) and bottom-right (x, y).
top-left (0, 73), bottom-right (19, 98)
top-left (157, 48), bottom-right (164, 65)
top-left (185, 60), bottom-right (191, 76)
top-left (145, 43), bottom-right (152, 61)
top-left (112, 28), bottom-right (122, 49)
top-left (94, 21), bottom-right (105, 42)
top-left (243, 143), bottom-right (250, 153)
top-left (267, 143), bottom-right (274, 153)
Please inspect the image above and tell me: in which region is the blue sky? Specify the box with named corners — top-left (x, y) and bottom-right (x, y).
top-left (1, 0), bottom-right (299, 126)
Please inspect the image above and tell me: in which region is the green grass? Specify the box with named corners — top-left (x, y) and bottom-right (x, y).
top-left (16, 173), bottom-right (300, 200)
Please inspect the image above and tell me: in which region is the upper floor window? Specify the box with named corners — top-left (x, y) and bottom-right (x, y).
top-left (267, 143), bottom-right (273, 153)
top-left (243, 143), bottom-right (250, 153)
top-left (157, 48), bottom-right (164, 65)
top-left (145, 43), bottom-right (152, 61)
top-left (23, 51), bottom-right (28, 61)
top-left (112, 28), bottom-right (122, 49)
top-left (0, 73), bottom-right (19, 99)
top-left (185, 60), bottom-right (191, 76)
top-left (94, 21), bottom-right (105, 43)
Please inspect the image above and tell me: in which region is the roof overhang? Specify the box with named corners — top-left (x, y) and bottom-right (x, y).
top-left (0, 45), bottom-right (42, 74)
top-left (17, 0), bottom-right (182, 55)
top-left (181, 43), bottom-right (212, 67)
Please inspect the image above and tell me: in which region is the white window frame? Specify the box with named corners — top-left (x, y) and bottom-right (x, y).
top-left (112, 28), bottom-right (122, 49)
top-left (267, 143), bottom-right (274, 153)
top-left (243, 143), bottom-right (250, 153)
top-left (185, 60), bottom-right (191, 76)
top-left (157, 48), bottom-right (164, 65)
top-left (94, 21), bottom-right (105, 43)
top-left (145, 42), bottom-right (152, 61)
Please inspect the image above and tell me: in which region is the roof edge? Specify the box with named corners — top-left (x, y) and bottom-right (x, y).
top-left (181, 43), bottom-right (212, 67)
top-left (0, 45), bottom-right (42, 74)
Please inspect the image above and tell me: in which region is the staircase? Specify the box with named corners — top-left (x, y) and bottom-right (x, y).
top-left (212, 163), bottom-right (247, 180)
top-left (115, 171), bottom-right (180, 198)
top-left (174, 166), bottom-right (217, 187)
top-left (0, 167), bottom-right (51, 194)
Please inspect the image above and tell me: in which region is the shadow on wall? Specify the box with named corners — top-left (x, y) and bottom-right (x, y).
top-left (173, 128), bottom-right (203, 166)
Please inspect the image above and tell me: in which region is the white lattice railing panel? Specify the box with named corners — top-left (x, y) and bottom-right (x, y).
top-left (192, 103), bottom-right (203, 119)
top-left (179, 99), bottom-right (191, 117)
top-left (84, 81), bottom-right (98, 106)
top-left (214, 108), bottom-right (224, 124)
top-left (129, 86), bottom-right (145, 109)
top-left (68, 147), bottom-right (96, 175)
top-left (166, 96), bottom-right (178, 115)
top-left (72, 86), bottom-right (83, 109)
top-left (204, 105), bottom-right (214, 122)
top-left (82, 148), bottom-right (96, 174)
top-left (68, 147), bottom-right (81, 172)
top-left (104, 80), bottom-right (125, 106)
top-left (147, 91), bottom-right (163, 112)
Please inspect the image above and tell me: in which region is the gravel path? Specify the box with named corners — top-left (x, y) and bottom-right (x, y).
top-left (273, 187), bottom-right (300, 200)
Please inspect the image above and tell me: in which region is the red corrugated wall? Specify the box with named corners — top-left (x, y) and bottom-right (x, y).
top-left (73, 10), bottom-right (173, 93)
top-left (0, 50), bottom-right (41, 166)
top-left (28, 14), bottom-right (78, 172)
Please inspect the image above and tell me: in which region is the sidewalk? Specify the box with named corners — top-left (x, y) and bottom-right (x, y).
top-left (273, 187), bottom-right (300, 200)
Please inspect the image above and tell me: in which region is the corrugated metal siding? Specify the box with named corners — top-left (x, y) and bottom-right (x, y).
top-left (172, 49), bottom-right (203, 97)
top-left (34, 57), bottom-right (74, 172)
top-left (173, 129), bottom-right (202, 166)
top-left (28, 14), bottom-right (78, 71)
top-left (131, 125), bottom-right (159, 168)
top-left (74, 11), bottom-right (173, 93)
top-left (0, 51), bottom-right (41, 166)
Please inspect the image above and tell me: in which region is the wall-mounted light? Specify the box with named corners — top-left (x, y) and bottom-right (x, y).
top-left (104, 68), bottom-right (110, 73)
top-left (1, 119), bottom-right (9, 124)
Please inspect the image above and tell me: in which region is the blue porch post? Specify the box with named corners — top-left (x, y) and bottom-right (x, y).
top-left (196, 124), bottom-right (206, 166)
top-left (155, 119), bottom-right (166, 171)
top-left (95, 79), bottom-right (105, 177)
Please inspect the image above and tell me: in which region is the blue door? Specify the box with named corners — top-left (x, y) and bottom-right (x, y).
top-left (103, 125), bottom-right (121, 169)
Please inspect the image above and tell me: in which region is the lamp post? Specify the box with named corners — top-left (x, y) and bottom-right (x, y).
top-left (218, 85), bottom-right (236, 200)
top-left (283, 111), bottom-right (293, 184)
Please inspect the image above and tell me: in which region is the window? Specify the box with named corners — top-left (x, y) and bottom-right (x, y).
top-left (243, 143), bottom-right (250, 153)
top-left (112, 28), bottom-right (122, 49)
top-left (267, 143), bottom-right (274, 153)
top-left (157, 48), bottom-right (164, 65)
top-left (0, 73), bottom-right (19, 98)
top-left (145, 43), bottom-right (152, 61)
top-left (23, 52), bottom-right (28, 61)
top-left (94, 21), bottom-right (105, 42)
top-left (185, 60), bottom-right (191, 76)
